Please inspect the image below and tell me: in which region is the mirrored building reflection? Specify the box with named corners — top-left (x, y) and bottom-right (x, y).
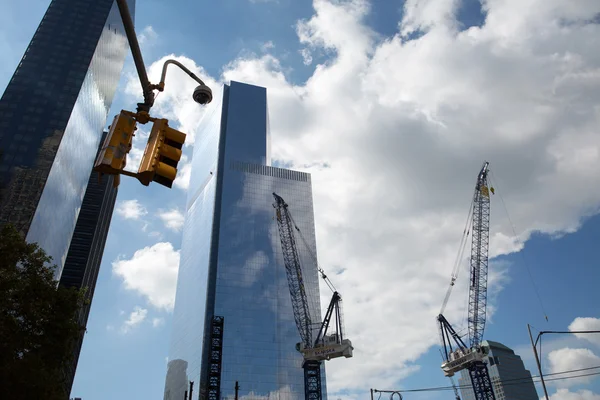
top-left (166, 81), bottom-right (326, 400)
top-left (0, 0), bottom-right (134, 278)
top-left (59, 131), bottom-right (118, 396)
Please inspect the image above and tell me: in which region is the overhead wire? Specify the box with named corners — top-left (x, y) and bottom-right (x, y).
top-left (488, 170), bottom-right (549, 322)
top-left (373, 364), bottom-right (600, 394)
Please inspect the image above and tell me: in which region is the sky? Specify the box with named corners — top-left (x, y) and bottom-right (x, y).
top-left (1, 0), bottom-right (600, 399)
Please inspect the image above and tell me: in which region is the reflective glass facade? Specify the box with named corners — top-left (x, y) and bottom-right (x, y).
top-left (458, 340), bottom-right (538, 400)
top-left (59, 132), bottom-right (118, 396)
top-left (165, 82), bottom-right (326, 400)
top-left (0, 0), bottom-right (133, 278)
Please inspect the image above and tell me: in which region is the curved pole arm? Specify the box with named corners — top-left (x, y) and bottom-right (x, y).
top-left (157, 59), bottom-right (208, 91)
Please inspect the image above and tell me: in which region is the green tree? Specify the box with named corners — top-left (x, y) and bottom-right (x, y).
top-left (0, 224), bottom-right (85, 399)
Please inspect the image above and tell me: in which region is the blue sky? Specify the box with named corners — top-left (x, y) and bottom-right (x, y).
top-left (2, 1), bottom-right (600, 400)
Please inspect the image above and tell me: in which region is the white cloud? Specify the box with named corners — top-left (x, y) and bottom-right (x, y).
top-left (115, 199), bottom-right (148, 220)
top-left (152, 317), bottom-right (165, 328)
top-left (157, 208), bottom-right (185, 232)
top-left (547, 347), bottom-right (600, 387)
top-left (121, 306), bottom-right (148, 333)
top-left (173, 154), bottom-right (192, 190)
top-left (149, 231), bottom-right (163, 239)
top-left (261, 41), bottom-right (275, 52)
top-left (546, 388), bottom-right (600, 400)
top-left (299, 48), bottom-right (313, 65)
top-left (112, 242), bottom-right (180, 311)
top-left (126, 0), bottom-right (600, 395)
top-left (570, 317), bottom-right (600, 347)
top-left (138, 25), bottom-right (158, 46)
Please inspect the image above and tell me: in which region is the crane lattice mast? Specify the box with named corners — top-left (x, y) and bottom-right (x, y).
top-left (438, 162), bottom-right (496, 400)
top-left (273, 193), bottom-right (353, 400)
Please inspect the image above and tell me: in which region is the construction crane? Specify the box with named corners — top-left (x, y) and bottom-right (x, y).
top-left (273, 192), bottom-right (353, 400)
top-left (437, 162), bottom-right (496, 400)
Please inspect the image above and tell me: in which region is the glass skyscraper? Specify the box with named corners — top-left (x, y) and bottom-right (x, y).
top-left (59, 132), bottom-right (118, 396)
top-left (0, 0), bottom-right (134, 278)
top-left (165, 81), bottom-right (326, 400)
top-left (458, 340), bottom-right (539, 400)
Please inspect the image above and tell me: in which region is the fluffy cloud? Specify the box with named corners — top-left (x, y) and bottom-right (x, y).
top-left (546, 388), bottom-right (600, 400)
top-left (173, 154), bottom-right (192, 190)
top-left (570, 318), bottom-right (600, 347)
top-left (547, 347), bottom-right (600, 387)
top-left (152, 317), bottom-right (165, 328)
top-left (125, 0), bottom-right (600, 395)
top-left (137, 25), bottom-right (157, 46)
top-left (115, 199), bottom-right (148, 220)
top-left (112, 242), bottom-right (180, 311)
top-left (121, 306), bottom-right (148, 333)
top-left (157, 208), bottom-right (185, 232)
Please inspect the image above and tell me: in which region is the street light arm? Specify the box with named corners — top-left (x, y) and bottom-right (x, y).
top-left (116, 0), bottom-right (155, 110)
top-left (158, 59), bottom-right (208, 90)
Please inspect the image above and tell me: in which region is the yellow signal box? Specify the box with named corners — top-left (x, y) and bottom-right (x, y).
top-left (137, 118), bottom-right (186, 188)
top-left (94, 111), bottom-right (137, 176)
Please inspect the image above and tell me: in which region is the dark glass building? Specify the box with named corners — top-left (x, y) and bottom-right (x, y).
top-left (0, 0), bottom-right (134, 278)
top-left (59, 132), bottom-right (118, 396)
top-left (458, 340), bottom-right (539, 400)
top-left (164, 82), bottom-right (326, 400)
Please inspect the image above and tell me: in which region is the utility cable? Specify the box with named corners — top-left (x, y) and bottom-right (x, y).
top-left (489, 169), bottom-right (549, 322)
top-left (372, 365), bottom-right (600, 393)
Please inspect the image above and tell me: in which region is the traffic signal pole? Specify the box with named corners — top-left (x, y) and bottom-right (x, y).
top-left (96, 0), bottom-right (213, 189)
top-left (115, 0), bottom-right (155, 112)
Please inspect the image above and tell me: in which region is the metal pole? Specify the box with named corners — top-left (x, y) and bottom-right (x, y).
top-left (188, 381), bottom-right (194, 400)
top-left (370, 389), bottom-right (374, 400)
top-left (528, 324), bottom-right (549, 400)
top-left (235, 381), bottom-right (240, 400)
top-left (115, 0), bottom-right (155, 110)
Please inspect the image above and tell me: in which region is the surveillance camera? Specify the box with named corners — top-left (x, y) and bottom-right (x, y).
top-left (193, 84), bottom-right (213, 105)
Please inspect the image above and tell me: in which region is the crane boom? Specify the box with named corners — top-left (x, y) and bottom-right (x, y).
top-left (273, 193), bottom-right (353, 400)
top-left (273, 192), bottom-right (314, 349)
top-left (468, 161), bottom-right (491, 348)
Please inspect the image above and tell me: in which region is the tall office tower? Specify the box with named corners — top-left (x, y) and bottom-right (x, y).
top-left (164, 81), bottom-right (326, 400)
top-left (458, 340), bottom-right (539, 400)
top-left (59, 132), bottom-right (118, 396)
top-left (0, 0), bottom-right (134, 279)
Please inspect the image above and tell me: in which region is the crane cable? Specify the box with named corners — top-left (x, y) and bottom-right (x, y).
top-left (488, 170), bottom-right (549, 322)
top-left (440, 200), bottom-right (474, 315)
top-left (287, 211), bottom-right (337, 293)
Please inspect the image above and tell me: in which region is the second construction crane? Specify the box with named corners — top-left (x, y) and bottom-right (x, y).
top-left (273, 193), bottom-right (353, 400)
top-left (437, 162), bottom-right (496, 400)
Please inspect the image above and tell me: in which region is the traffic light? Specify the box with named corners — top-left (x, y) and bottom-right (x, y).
top-left (94, 111), bottom-right (137, 175)
top-left (137, 118), bottom-right (186, 188)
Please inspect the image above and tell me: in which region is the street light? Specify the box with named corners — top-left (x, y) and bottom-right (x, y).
top-left (95, 0), bottom-right (213, 187)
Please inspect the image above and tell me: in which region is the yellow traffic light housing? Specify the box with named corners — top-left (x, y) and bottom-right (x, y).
top-left (137, 118), bottom-right (186, 188)
top-left (94, 111), bottom-right (137, 176)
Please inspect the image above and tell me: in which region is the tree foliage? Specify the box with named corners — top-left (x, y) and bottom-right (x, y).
top-left (0, 224), bottom-right (85, 399)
